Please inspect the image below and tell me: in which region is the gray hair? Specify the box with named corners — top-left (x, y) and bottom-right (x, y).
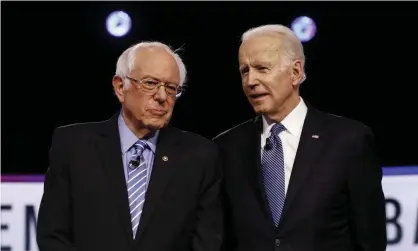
top-left (115, 41), bottom-right (187, 88)
top-left (241, 24), bottom-right (307, 84)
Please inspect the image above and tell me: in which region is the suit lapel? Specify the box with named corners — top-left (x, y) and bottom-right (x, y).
top-left (279, 106), bottom-right (326, 228)
top-left (95, 114), bottom-right (134, 245)
top-left (247, 116), bottom-right (276, 225)
top-left (134, 126), bottom-right (178, 241)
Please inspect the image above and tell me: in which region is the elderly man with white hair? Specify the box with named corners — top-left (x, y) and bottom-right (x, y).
top-left (37, 41), bottom-right (223, 251)
top-left (214, 24), bottom-right (386, 251)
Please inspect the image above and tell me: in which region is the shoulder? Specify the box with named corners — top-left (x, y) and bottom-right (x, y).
top-left (213, 117), bottom-right (257, 144)
top-left (54, 119), bottom-right (107, 135)
top-left (308, 108), bottom-right (376, 153)
top-left (315, 109), bottom-right (373, 137)
top-left (164, 125), bottom-right (219, 153)
top-left (51, 117), bottom-right (112, 144)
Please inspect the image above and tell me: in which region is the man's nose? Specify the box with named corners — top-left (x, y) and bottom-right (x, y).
top-left (246, 70), bottom-right (259, 88)
top-left (154, 86), bottom-right (168, 102)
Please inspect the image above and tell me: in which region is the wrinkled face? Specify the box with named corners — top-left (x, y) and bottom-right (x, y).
top-left (113, 47), bottom-right (180, 132)
top-left (239, 35), bottom-right (302, 117)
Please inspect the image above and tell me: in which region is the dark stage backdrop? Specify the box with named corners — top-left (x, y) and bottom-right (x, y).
top-left (2, 1), bottom-right (418, 174)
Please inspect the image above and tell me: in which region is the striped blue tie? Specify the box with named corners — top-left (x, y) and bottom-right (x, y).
top-left (261, 123), bottom-right (286, 227)
top-left (127, 140), bottom-right (148, 238)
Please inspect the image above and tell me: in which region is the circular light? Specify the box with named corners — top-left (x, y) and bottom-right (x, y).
top-left (291, 16), bottom-right (317, 42)
top-left (106, 11), bottom-right (131, 37)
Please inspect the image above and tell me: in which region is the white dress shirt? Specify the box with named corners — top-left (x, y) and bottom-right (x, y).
top-left (261, 97), bottom-right (308, 195)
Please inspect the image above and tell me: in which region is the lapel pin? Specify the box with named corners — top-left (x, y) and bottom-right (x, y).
top-left (162, 156), bottom-right (168, 161)
top-left (312, 134), bottom-right (319, 139)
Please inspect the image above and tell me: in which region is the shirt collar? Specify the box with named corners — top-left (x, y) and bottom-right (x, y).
top-left (118, 112), bottom-right (159, 154)
top-left (262, 97), bottom-right (308, 137)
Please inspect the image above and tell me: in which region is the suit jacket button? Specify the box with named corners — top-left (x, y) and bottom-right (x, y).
top-left (275, 239), bottom-right (281, 247)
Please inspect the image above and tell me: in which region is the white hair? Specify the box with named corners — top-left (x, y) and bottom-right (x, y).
top-left (241, 24), bottom-right (307, 84)
top-left (115, 41), bottom-right (187, 88)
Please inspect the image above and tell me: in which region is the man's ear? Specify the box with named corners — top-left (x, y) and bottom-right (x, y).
top-left (291, 60), bottom-right (303, 86)
top-left (112, 75), bottom-right (125, 102)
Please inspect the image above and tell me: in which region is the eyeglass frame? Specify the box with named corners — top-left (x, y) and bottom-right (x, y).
top-left (125, 76), bottom-right (186, 98)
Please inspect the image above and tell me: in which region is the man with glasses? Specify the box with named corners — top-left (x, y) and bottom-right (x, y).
top-left (37, 41), bottom-right (223, 251)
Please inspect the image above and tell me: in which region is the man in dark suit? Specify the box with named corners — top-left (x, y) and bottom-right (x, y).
top-left (214, 25), bottom-right (386, 251)
top-left (37, 41), bottom-right (223, 251)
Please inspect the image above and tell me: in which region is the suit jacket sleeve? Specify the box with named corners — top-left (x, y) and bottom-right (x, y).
top-left (348, 126), bottom-right (387, 251)
top-left (37, 127), bottom-right (77, 251)
top-left (191, 144), bottom-right (224, 251)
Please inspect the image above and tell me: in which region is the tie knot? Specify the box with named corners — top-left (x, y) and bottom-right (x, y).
top-left (133, 140), bottom-right (148, 156)
top-left (271, 123), bottom-right (286, 137)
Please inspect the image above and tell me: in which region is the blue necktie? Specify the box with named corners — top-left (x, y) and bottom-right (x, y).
top-left (127, 140), bottom-right (148, 238)
top-left (261, 123), bottom-right (286, 227)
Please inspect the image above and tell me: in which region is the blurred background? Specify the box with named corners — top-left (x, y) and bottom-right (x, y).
top-left (1, 1), bottom-right (418, 251)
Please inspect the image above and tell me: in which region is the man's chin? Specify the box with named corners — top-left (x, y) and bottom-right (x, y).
top-left (252, 104), bottom-right (269, 114)
top-left (144, 118), bottom-right (169, 130)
